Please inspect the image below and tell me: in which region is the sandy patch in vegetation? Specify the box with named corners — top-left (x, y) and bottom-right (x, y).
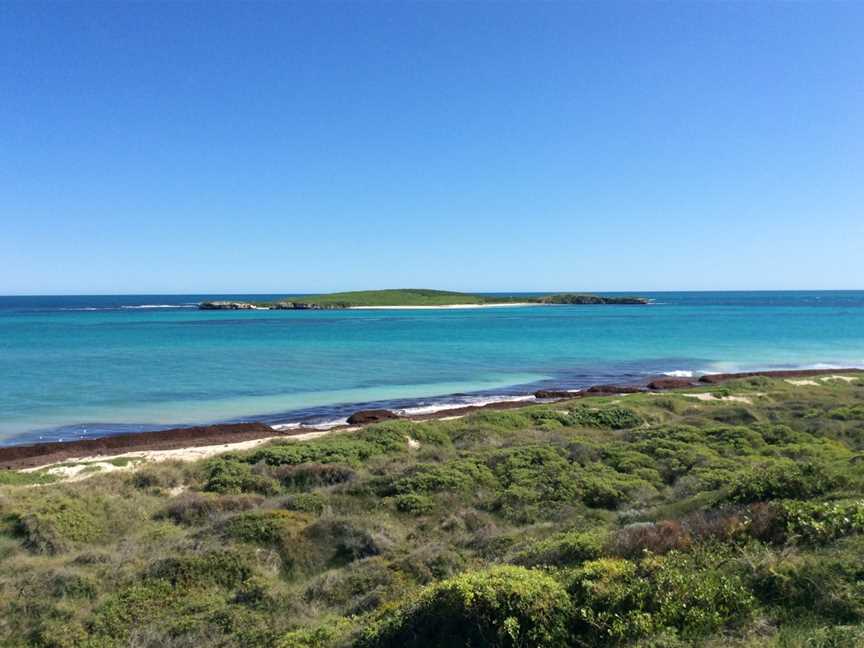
top-left (786, 374), bottom-right (859, 387)
top-left (820, 375), bottom-right (858, 383)
top-left (681, 393), bottom-right (756, 404)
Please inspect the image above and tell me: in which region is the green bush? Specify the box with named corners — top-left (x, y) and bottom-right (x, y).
top-left (278, 492), bottom-right (328, 514)
top-left (389, 459), bottom-right (496, 496)
top-left (159, 492), bottom-right (263, 525)
top-left (278, 617), bottom-right (353, 648)
top-left (747, 543), bottom-right (864, 623)
top-left (727, 461), bottom-right (836, 503)
top-left (567, 406), bottom-right (643, 430)
top-left (246, 428), bottom-right (408, 467)
top-left (359, 565), bottom-right (574, 647)
top-left (202, 458), bottom-right (279, 495)
top-left (511, 530), bottom-right (605, 567)
top-left (147, 549), bottom-right (254, 589)
top-left (830, 405), bottom-right (864, 421)
top-left (394, 493), bottom-right (435, 515)
top-left (274, 462), bottom-right (356, 490)
top-left (222, 510), bottom-right (311, 546)
top-left (568, 552), bottom-right (754, 643)
top-left (0, 469), bottom-right (57, 486)
top-left (781, 500), bottom-right (864, 544)
top-left (11, 494), bottom-right (106, 554)
top-left (304, 556), bottom-right (403, 614)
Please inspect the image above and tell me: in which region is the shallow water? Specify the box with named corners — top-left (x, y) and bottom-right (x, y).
top-left (1, 291), bottom-right (862, 445)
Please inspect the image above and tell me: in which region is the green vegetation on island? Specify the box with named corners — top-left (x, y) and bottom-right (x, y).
top-left (199, 288), bottom-right (649, 309)
top-left (3, 375), bottom-right (864, 646)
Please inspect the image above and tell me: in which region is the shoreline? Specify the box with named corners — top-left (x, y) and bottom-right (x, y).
top-left (348, 302), bottom-right (538, 310)
top-left (2, 367), bottom-right (861, 472)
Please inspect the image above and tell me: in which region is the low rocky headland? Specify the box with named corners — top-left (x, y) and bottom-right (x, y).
top-left (198, 288), bottom-right (650, 310)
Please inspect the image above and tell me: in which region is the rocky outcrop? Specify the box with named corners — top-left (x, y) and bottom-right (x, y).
top-left (647, 378), bottom-right (696, 390)
top-left (271, 302), bottom-right (349, 310)
top-left (199, 301), bottom-right (268, 310)
top-left (346, 409), bottom-right (400, 425)
top-left (534, 389), bottom-right (581, 399)
top-left (199, 301), bottom-right (350, 310)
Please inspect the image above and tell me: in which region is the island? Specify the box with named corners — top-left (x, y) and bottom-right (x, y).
top-left (199, 288), bottom-right (649, 310)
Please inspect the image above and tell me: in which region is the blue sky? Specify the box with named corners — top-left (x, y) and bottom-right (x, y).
top-left (2, 2), bottom-right (862, 294)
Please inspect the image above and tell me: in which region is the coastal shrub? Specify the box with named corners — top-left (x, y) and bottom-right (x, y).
top-left (393, 543), bottom-right (467, 583)
top-left (488, 446), bottom-right (579, 521)
top-left (626, 426), bottom-right (723, 484)
top-left (489, 446), bottom-right (575, 496)
top-left (388, 459), bottom-right (496, 496)
top-left (147, 549), bottom-right (254, 589)
top-left (746, 540), bottom-right (864, 623)
top-left (303, 556), bottom-right (404, 614)
top-left (222, 510), bottom-right (311, 547)
top-left (12, 494), bottom-right (106, 554)
top-left (246, 428), bottom-right (408, 468)
top-left (277, 492), bottom-right (328, 514)
top-left (394, 493), bottom-right (435, 515)
top-left (304, 516), bottom-right (395, 564)
top-left (359, 565), bottom-right (574, 648)
top-left (159, 492), bottom-right (264, 525)
top-left (830, 405), bottom-right (864, 421)
top-left (727, 461), bottom-right (836, 503)
top-left (88, 558), bottom-right (252, 642)
top-left (372, 419), bottom-right (453, 447)
top-left (274, 462), bottom-right (356, 490)
top-left (705, 406), bottom-right (759, 426)
top-left (202, 458), bottom-right (279, 495)
top-left (278, 617), bottom-right (353, 648)
top-left (611, 521), bottom-right (693, 558)
top-left (511, 529), bottom-right (606, 567)
top-left (780, 499), bottom-right (864, 544)
top-left (575, 463), bottom-right (652, 509)
top-left (568, 552), bottom-right (754, 643)
top-left (129, 461), bottom-right (188, 491)
top-left (567, 406), bottom-right (643, 430)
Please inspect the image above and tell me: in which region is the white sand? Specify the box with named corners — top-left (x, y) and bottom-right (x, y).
top-left (786, 379), bottom-right (820, 386)
top-left (820, 375), bottom-right (858, 383)
top-left (21, 428), bottom-right (360, 482)
top-left (681, 393), bottom-right (756, 404)
top-left (349, 303), bottom-right (538, 310)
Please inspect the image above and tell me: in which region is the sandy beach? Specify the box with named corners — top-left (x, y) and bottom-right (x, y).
top-left (348, 302), bottom-right (538, 309)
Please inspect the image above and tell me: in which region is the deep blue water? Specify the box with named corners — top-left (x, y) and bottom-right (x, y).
top-left (1, 291), bottom-right (863, 445)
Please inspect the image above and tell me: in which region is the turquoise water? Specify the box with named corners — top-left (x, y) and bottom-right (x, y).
top-left (1, 291), bottom-right (863, 445)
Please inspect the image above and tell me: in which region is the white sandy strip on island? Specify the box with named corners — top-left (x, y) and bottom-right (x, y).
top-left (348, 303), bottom-right (538, 310)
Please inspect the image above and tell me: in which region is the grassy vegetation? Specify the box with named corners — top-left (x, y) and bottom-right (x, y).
top-left (283, 289), bottom-right (491, 307)
top-left (2, 376), bottom-right (864, 646)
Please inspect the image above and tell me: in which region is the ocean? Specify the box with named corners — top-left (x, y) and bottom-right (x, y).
top-left (1, 291), bottom-right (862, 445)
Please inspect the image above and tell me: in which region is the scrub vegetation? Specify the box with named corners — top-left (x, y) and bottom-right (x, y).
top-left (2, 376), bottom-right (864, 646)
